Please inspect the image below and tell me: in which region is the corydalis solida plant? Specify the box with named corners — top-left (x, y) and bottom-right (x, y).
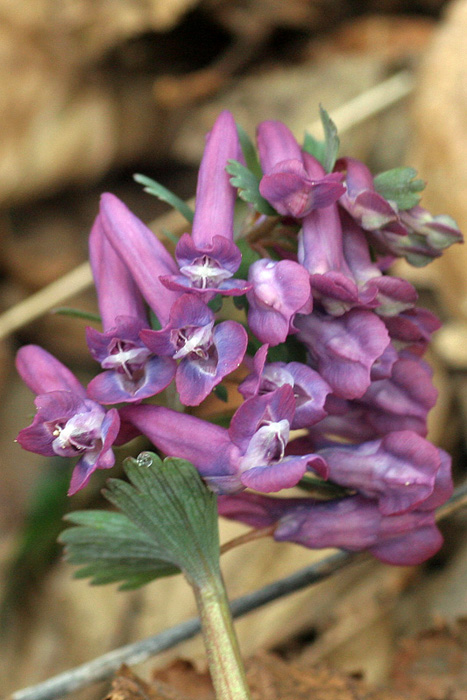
top-left (16, 108), bottom-right (462, 564)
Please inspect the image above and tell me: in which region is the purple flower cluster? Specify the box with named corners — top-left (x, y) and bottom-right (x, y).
top-left (16, 110), bottom-right (462, 565)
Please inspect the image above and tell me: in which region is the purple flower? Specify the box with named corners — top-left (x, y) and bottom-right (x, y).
top-left (371, 205), bottom-right (463, 267)
top-left (119, 385), bottom-right (327, 494)
top-left (298, 203), bottom-right (362, 315)
top-left (228, 385), bottom-right (328, 492)
top-left (336, 157), bottom-right (406, 235)
top-left (160, 111), bottom-right (250, 298)
top-left (99, 192), bottom-right (180, 327)
top-left (246, 258), bottom-right (311, 345)
top-left (318, 430), bottom-right (445, 516)
top-left (86, 215), bottom-right (176, 404)
top-left (340, 211), bottom-right (418, 316)
top-left (359, 355), bottom-right (438, 437)
top-left (140, 294), bottom-right (247, 406)
top-left (16, 345), bottom-right (120, 495)
top-left (217, 490), bottom-right (446, 566)
top-left (306, 397), bottom-right (380, 446)
top-left (238, 344), bottom-right (331, 429)
top-left (294, 308), bottom-right (390, 399)
top-left (383, 308), bottom-right (441, 357)
top-left (257, 120), bottom-right (345, 217)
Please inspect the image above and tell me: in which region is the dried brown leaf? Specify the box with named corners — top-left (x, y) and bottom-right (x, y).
top-left (392, 620), bottom-right (467, 699)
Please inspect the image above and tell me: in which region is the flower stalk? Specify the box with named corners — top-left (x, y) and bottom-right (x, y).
top-left (194, 574), bottom-right (251, 700)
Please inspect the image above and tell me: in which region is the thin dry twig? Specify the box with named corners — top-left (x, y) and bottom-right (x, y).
top-left (220, 525), bottom-right (277, 555)
top-left (0, 70), bottom-right (414, 340)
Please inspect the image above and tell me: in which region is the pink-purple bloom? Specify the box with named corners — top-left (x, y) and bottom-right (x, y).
top-left (120, 385), bottom-right (328, 494)
top-left (238, 344), bottom-right (331, 429)
top-left (217, 489), bottom-right (447, 566)
top-left (317, 430), bottom-right (446, 516)
top-left (257, 120), bottom-right (345, 217)
top-left (246, 258), bottom-right (311, 345)
top-left (16, 345), bottom-right (120, 494)
top-left (295, 308), bottom-right (390, 399)
top-left (86, 214), bottom-right (176, 404)
top-left (14, 109), bottom-right (461, 570)
top-left (160, 111), bottom-right (250, 298)
top-left (336, 157), bottom-right (406, 235)
top-left (140, 294), bottom-right (247, 406)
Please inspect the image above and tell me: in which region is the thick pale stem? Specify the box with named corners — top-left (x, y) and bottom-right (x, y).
top-left (194, 574), bottom-right (251, 700)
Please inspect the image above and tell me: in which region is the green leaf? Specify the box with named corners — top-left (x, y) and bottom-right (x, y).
top-left (236, 123), bottom-right (262, 178)
top-left (213, 385), bottom-right (228, 403)
top-left (60, 455), bottom-right (221, 590)
top-left (104, 454), bottom-right (220, 586)
top-left (134, 174), bottom-right (194, 224)
top-left (303, 106), bottom-right (339, 173)
top-left (303, 132), bottom-right (326, 166)
top-left (227, 160), bottom-right (277, 216)
top-left (267, 335), bottom-right (307, 365)
top-left (52, 307), bottom-right (101, 324)
top-left (373, 167), bottom-right (426, 210)
top-left (233, 295), bottom-right (248, 311)
top-left (149, 308), bottom-right (162, 330)
top-left (320, 106), bottom-right (340, 173)
top-left (60, 510), bottom-right (178, 589)
top-left (208, 295), bottom-right (223, 313)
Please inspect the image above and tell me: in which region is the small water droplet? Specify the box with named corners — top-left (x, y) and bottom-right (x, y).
top-left (137, 451), bottom-right (153, 468)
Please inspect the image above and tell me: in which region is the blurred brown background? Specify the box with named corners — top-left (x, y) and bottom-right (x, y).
top-left (1, 1), bottom-right (467, 697)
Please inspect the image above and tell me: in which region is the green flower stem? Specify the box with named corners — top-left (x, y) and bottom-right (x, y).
top-left (193, 574), bottom-right (251, 700)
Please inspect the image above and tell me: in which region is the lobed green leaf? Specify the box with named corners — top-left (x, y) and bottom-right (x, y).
top-left (61, 456), bottom-right (221, 590)
top-left (373, 167), bottom-right (425, 210)
top-left (227, 160), bottom-right (277, 216)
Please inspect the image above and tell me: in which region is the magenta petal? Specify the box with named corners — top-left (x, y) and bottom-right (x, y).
top-left (68, 407), bottom-right (120, 495)
top-left (257, 120), bottom-right (302, 173)
top-left (191, 110), bottom-right (240, 248)
top-left (17, 411), bottom-right (59, 457)
top-left (163, 233), bottom-right (249, 298)
top-left (87, 356), bottom-right (176, 404)
top-left (384, 307), bottom-right (441, 356)
top-left (400, 205), bottom-right (463, 251)
top-left (229, 385), bottom-right (296, 451)
top-left (68, 458), bottom-right (101, 496)
top-left (285, 362), bottom-right (331, 428)
top-left (369, 276), bottom-right (418, 316)
top-left (16, 345), bottom-right (86, 398)
top-left (417, 449), bottom-right (453, 511)
top-left (370, 517), bottom-right (443, 565)
top-left (295, 309), bottom-right (390, 399)
top-left (274, 496), bottom-right (382, 551)
top-left (247, 259), bottom-right (311, 345)
top-left (119, 404), bottom-right (235, 479)
top-left (259, 161), bottom-right (344, 217)
top-left (176, 233), bottom-right (242, 273)
top-left (361, 356), bottom-right (437, 437)
top-left (89, 214), bottom-right (147, 330)
top-left (320, 431), bottom-right (440, 516)
top-left (99, 193), bottom-right (180, 326)
top-left (218, 492), bottom-right (279, 528)
top-left (238, 344), bottom-right (269, 399)
top-left (240, 456), bottom-right (312, 492)
top-left (176, 321), bottom-right (247, 406)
